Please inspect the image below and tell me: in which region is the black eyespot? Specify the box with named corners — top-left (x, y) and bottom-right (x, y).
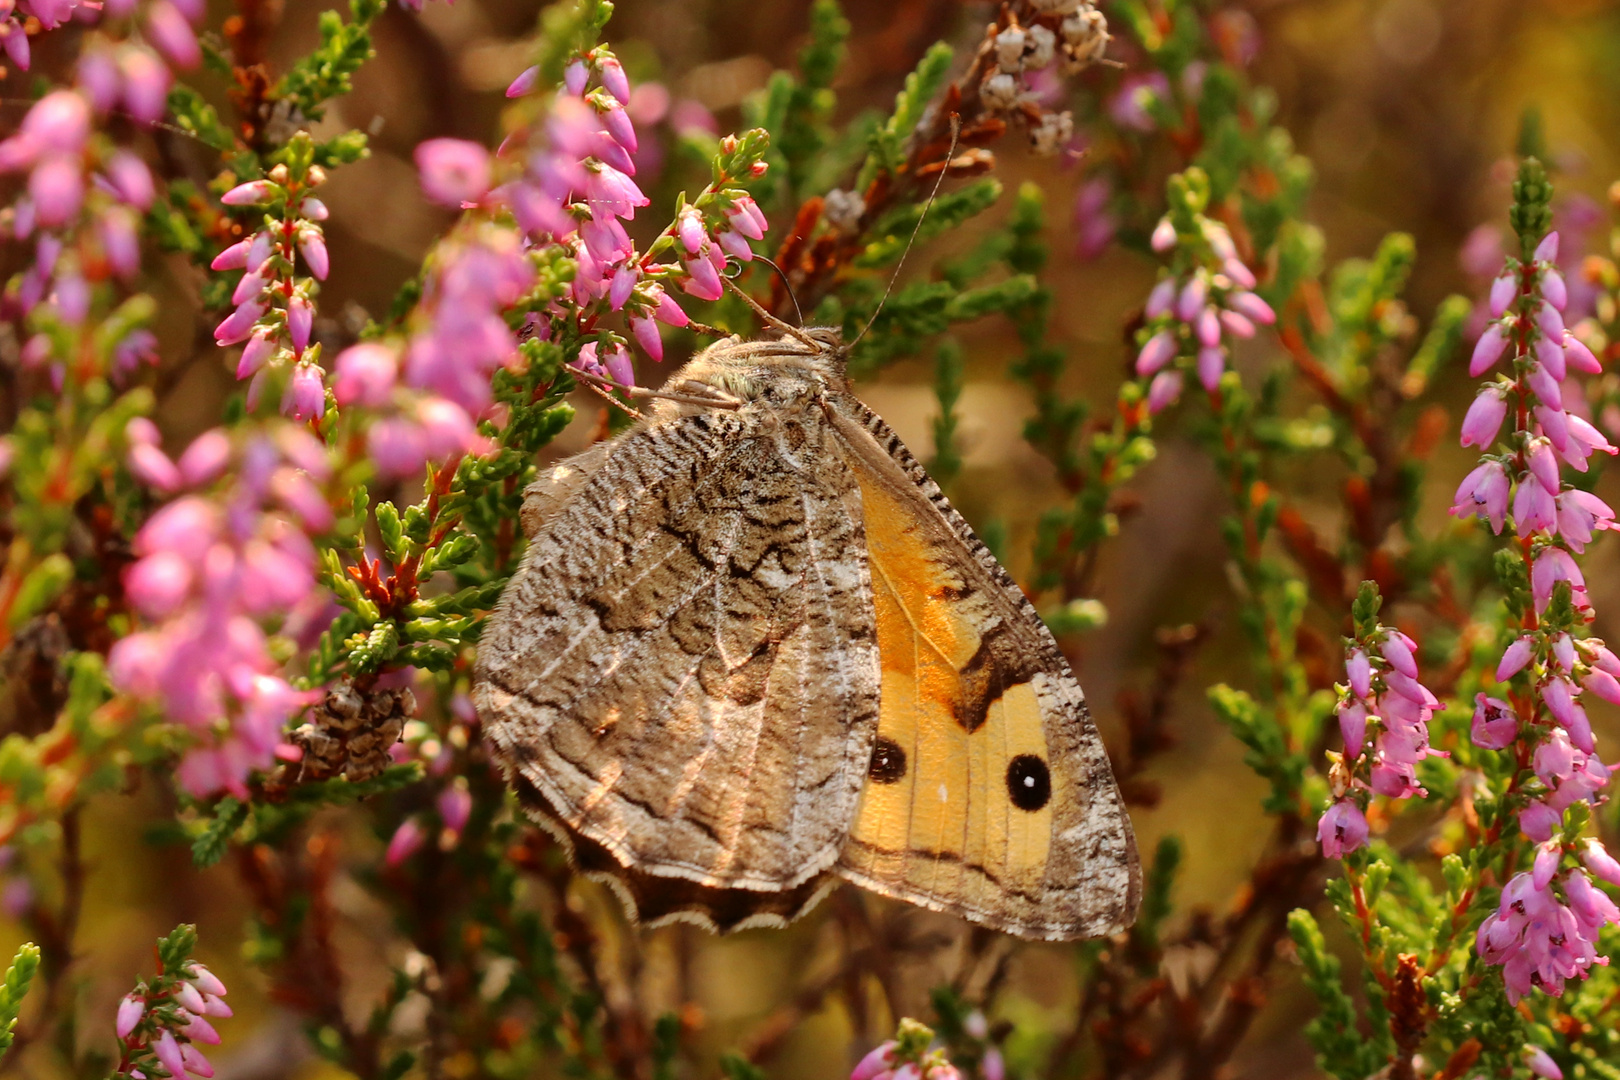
top-left (868, 737), bottom-right (907, 784)
top-left (1006, 755), bottom-right (1050, 812)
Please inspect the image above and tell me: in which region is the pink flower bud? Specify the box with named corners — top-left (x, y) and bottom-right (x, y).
top-left (1135, 330), bottom-right (1176, 377)
top-left (237, 328), bottom-right (278, 380)
top-left (105, 150), bottom-right (155, 209)
top-left (1488, 271), bottom-right (1517, 318)
top-left (386, 818), bottom-right (425, 867)
top-left (1534, 231), bottom-right (1560, 264)
top-left (1218, 309), bottom-right (1255, 339)
top-left (654, 289), bottom-right (689, 327)
top-left (676, 208), bottom-right (706, 254)
top-left (116, 994), bottom-right (144, 1040)
top-left (145, 1), bottom-right (201, 68)
top-left (1542, 267), bottom-right (1567, 311)
top-left (1532, 840), bottom-right (1561, 890)
top-left (851, 1042), bottom-right (898, 1080)
top-left (415, 138), bottom-right (491, 208)
top-left (1226, 290), bottom-right (1275, 325)
top-left (1145, 278), bottom-right (1175, 319)
top-left (598, 57), bottom-right (630, 104)
top-left (437, 783), bottom-right (472, 835)
top-left (1519, 801), bottom-right (1560, 842)
top-left (128, 444), bottom-right (181, 493)
top-left (1381, 633), bottom-right (1417, 678)
top-left (231, 269), bottom-right (268, 307)
top-left (1524, 361), bottom-right (1562, 411)
top-left (1512, 477), bottom-right (1556, 535)
top-left (287, 295), bottom-right (313, 352)
top-left (221, 179), bottom-right (278, 206)
top-left (1582, 668), bottom-right (1620, 706)
top-left (1150, 217), bottom-right (1176, 252)
top-left (211, 237), bottom-right (253, 272)
top-left (1535, 404), bottom-right (1569, 453)
top-left (1534, 333), bottom-right (1566, 380)
top-left (1196, 347), bottom-right (1223, 392)
top-left (1223, 257), bottom-right (1257, 289)
top-left (1526, 1047), bottom-right (1562, 1080)
top-left (681, 255), bottom-right (723, 302)
top-left (281, 363), bottom-right (326, 421)
top-left (1535, 301), bottom-right (1564, 340)
top-left (564, 60), bottom-right (589, 96)
top-left (505, 65), bottom-right (540, 99)
top-left (1469, 323), bottom-right (1509, 377)
top-left (153, 1031), bottom-right (187, 1080)
top-left (177, 430), bottom-right (231, 487)
top-left (630, 315), bottom-right (663, 362)
top-left (1526, 438), bottom-right (1561, 495)
top-left (332, 343), bottom-right (398, 408)
top-left (1583, 839), bottom-right (1620, 887)
top-left (1338, 701), bottom-right (1366, 756)
top-left (297, 228), bottom-right (329, 280)
top-left (1459, 386), bottom-right (1508, 449)
top-left (1195, 306), bottom-right (1221, 348)
top-left (1175, 276), bottom-right (1206, 323)
top-left (1145, 370), bottom-right (1182, 414)
top-left (1563, 332), bottom-right (1601, 374)
top-left (1346, 649), bottom-right (1371, 700)
top-left (214, 301), bottom-right (266, 345)
top-left (118, 46), bottom-right (172, 124)
top-left (1497, 635), bottom-right (1534, 681)
top-left (31, 155), bottom-right (84, 227)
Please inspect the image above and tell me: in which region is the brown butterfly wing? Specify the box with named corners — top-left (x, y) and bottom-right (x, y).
top-left (826, 396), bottom-right (1141, 941)
top-left (474, 405), bottom-right (881, 916)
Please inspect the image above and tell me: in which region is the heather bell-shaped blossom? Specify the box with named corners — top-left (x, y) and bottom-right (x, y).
top-left (415, 138), bottom-right (492, 208)
top-left (1471, 693), bottom-right (1518, 750)
top-left (1450, 460), bottom-right (1510, 533)
top-left (1317, 800), bottom-right (1368, 858)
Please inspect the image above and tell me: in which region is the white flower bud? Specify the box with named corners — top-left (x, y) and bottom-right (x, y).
top-left (994, 28), bottom-right (1026, 73)
top-left (1029, 110), bottom-right (1073, 156)
top-left (1025, 25), bottom-right (1056, 69)
top-left (1061, 9), bottom-right (1110, 69)
top-left (980, 72), bottom-right (1020, 112)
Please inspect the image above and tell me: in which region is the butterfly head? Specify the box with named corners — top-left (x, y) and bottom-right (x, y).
top-left (675, 326), bottom-right (851, 407)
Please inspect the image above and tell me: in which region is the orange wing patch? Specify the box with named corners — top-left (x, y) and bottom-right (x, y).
top-left (842, 471), bottom-right (1054, 910)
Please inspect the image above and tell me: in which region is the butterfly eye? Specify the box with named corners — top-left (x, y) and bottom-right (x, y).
top-left (868, 737), bottom-right (907, 783)
top-left (1006, 755), bottom-right (1051, 812)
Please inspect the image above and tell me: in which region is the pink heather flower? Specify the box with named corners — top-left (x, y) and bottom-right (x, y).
top-left (1381, 632), bottom-right (1418, 678)
top-left (1559, 413), bottom-right (1618, 471)
top-left (1317, 800), bottom-right (1368, 858)
top-left (117, 46), bottom-right (172, 123)
top-left (1346, 649), bottom-right (1371, 700)
top-left (1338, 701), bottom-right (1367, 756)
top-left (630, 315), bottom-right (663, 362)
top-left (231, 269), bottom-right (269, 307)
top-left (1176, 276), bottom-right (1207, 322)
top-left (682, 254), bottom-right (723, 301)
top-left (1536, 404), bottom-right (1570, 454)
top-left (221, 179), bottom-right (278, 206)
top-left (1552, 633), bottom-right (1576, 673)
top-left (727, 196), bottom-right (767, 240)
top-left (1535, 300), bottom-right (1564, 341)
top-left (1541, 676), bottom-right (1580, 727)
top-left (1470, 693), bottom-right (1518, 750)
top-left (1525, 362), bottom-right (1562, 411)
top-left (1219, 310), bottom-right (1255, 339)
top-left (237, 329), bottom-right (277, 380)
top-left (282, 363), bottom-right (326, 421)
top-left (1223, 257), bottom-right (1257, 289)
top-left (1526, 439), bottom-right (1561, 495)
top-left (852, 1042), bottom-right (898, 1080)
top-left (416, 398), bottom-right (484, 461)
top-left (1196, 347), bottom-right (1223, 392)
top-left (297, 228), bottom-right (329, 280)
top-left (437, 783), bottom-right (472, 834)
top-left (177, 431), bottom-right (231, 487)
top-left (1145, 278), bottom-right (1176, 319)
top-left (1226, 291), bottom-right (1275, 325)
top-left (653, 288), bottom-right (689, 327)
top-left (1526, 1048), bottom-right (1563, 1080)
top-left (31, 156), bottom-right (84, 227)
top-left (1535, 334), bottom-right (1567, 382)
top-left (104, 150), bottom-right (156, 210)
top-left (1150, 217), bottom-right (1176, 252)
top-left (1564, 333), bottom-right (1601, 375)
top-left (1497, 635), bottom-right (1535, 681)
top-left (598, 56), bottom-right (630, 103)
top-left (145, 1), bottom-right (201, 68)
top-left (1489, 271), bottom-right (1518, 317)
top-left (415, 138), bottom-right (492, 208)
top-left (332, 344), bottom-right (399, 408)
top-left (1469, 322), bottom-right (1509, 377)
top-left (1519, 801), bottom-right (1561, 842)
top-left (214, 301), bottom-right (266, 346)
top-left (1513, 478), bottom-right (1557, 535)
top-left (506, 64), bottom-right (541, 98)
top-left (1535, 231), bottom-right (1561, 263)
top-left (1582, 840), bottom-right (1620, 887)
top-left (676, 208), bottom-right (706, 254)
top-left (1146, 370), bottom-right (1182, 415)
top-left (1460, 386), bottom-right (1509, 448)
top-left (153, 1031), bottom-right (187, 1080)
top-left (1582, 667), bottom-right (1620, 706)
top-left (386, 818), bottom-right (426, 867)
top-left (287, 296), bottom-right (314, 353)
top-left (1135, 331), bottom-right (1175, 377)
top-left (1533, 842), bottom-right (1562, 891)
top-left (1194, 307), bottom-right (1220, 348)
top-left (116, 994), bottom-right (144, 1040)
top-left (128, 444), bottom-right (182, 495)
top-left (1557, 489), bottom-right (1616, 553)
top-left (1531, 546), bottom-right (1586, 614)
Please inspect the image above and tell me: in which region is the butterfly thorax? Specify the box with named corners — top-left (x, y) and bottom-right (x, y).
top-left (652, 329), bottom-right (851, 419)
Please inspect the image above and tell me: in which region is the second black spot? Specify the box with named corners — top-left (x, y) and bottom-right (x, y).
top-left (868, 737), bottom-right (907, 784)
top-left (1006, 755), bottom-right (1051, 812)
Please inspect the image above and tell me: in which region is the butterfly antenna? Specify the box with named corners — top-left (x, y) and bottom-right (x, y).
top-left (724, 275), bottom-right (819, 348)
top-left (849, 113), bottom-right (961, 351)
top-left (753, 254), bottom-right (806, 327)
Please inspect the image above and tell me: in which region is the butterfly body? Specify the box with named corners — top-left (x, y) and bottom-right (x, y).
top-left (474, 330), bottom-right (1140, 940)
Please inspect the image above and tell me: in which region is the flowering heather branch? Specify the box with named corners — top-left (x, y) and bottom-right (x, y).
top-left (111, 926), bottom-right (230, 1080)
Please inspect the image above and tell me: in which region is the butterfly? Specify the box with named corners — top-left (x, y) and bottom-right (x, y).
top-left (472, 324), bottom-right (1141, 940)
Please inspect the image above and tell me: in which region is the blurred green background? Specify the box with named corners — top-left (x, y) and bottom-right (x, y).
top-left (7, 0), bottom-right (1620, 1077)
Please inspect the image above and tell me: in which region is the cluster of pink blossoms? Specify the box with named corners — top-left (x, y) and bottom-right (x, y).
top-left (1452, 223), bottom-right (1620, 1004)
top-left (0, 87), bottom-right (159, 380)
top-left (328, 49), bottom-right (774, 478)
top-left (851, 1041), bottom-right (964, 1080)
top-left (1135, 211), bottom-right (1276, 410)
top-left (211, 164), bottom-right (333, 420)
top-left (111, 422), bottom-right (332, 798)
top-left (115, 961), bottom-right (231, 1080)
top-left (1317, 627), bottom-right (1444, 858)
